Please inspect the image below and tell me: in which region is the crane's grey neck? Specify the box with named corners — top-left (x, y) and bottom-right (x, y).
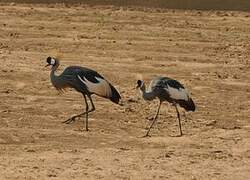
top-left (50, 63), bottom-right (59, 78)
top-left (50, 62), bottom-right (64, 88)
top-left (139, 83), bottom-right (156, 101)
top-left (51, 60), bottom-right (60, 72)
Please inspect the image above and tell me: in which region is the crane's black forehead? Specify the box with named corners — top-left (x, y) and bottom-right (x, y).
top-left (47, 56), bottom-right (52, 63)
top-left (137, 80), bottom-right (142, 85)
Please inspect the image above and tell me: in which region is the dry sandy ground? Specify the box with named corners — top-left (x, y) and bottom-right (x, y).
top-left (0, 3), bottom-right (250, 180)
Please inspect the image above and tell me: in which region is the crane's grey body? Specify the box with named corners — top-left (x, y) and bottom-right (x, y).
top-left (137, 76), bottom-right (195, 137)
top-left (46, 57), bottom-right (121, 131)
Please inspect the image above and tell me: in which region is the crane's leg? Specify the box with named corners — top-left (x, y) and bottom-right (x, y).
top-left (144, 101), bottom-right (162, 137)
top-left (62, 94), bottom-right (95, 125)
top-left (84, 94), bottom-right (89, 131)
top-left (174, 104), bottom-right (183, 136)
top-left (88, 95), bottom-right (96, 112)
top-left (84, 95), bottom-right (96, 131)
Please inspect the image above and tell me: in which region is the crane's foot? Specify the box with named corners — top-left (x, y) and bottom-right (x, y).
top-left (170, 133), bottom-right (183, 137)
top-left (74, 127), bottom-right (88, 132)
top-left (77, 127), bottom-right (89, 132)
top-left (177, 130), bottom-right (183, 137)
top-left (141, 133), bottom-right (151, 138)
top-left (177, 133), bottom-right (183, 137)
top-left (62, 118), bottom-right (75, 124)
top-left (63, 111), bottom-right (91, 124)
top-left (170, 134), bottom-right (182, 137)
top-left (62, 116), bottom-right (78, 124)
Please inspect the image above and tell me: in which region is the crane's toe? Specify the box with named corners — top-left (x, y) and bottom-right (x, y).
top-left (169, 133), bottom-right (183, 137)
top-left (62, 117), bottom-right (76, 124)
top-left (141, 133), bottom-right (151, 138)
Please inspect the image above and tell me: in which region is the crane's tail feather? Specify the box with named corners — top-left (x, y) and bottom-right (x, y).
top-left (178, 98), bottom-right (195, 112)
top-left (109, 83), bottom-right (121, 104)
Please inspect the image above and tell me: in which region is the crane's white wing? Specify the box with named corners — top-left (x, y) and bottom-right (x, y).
top-left (165, 85), bottom-right (189, 101)
top-left (77, 75), bottom-right (112, 97)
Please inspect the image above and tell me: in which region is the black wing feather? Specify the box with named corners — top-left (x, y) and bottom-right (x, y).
top-left (161, 77), bottom-right (184, 89)
top-left (64, 66), bottom-right (104, 83)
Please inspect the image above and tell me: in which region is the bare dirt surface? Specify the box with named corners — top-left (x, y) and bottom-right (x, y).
top-left (0, 3), bottom-right (250, 180)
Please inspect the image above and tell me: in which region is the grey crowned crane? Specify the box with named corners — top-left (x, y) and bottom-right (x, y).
top-left (45, 57), bottom-right (121, 131)
top-left (136, 77), bottom-right (195, 137)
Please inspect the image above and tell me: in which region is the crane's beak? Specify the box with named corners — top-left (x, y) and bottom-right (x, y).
top-left (45, 63), bottom-right (50, 67)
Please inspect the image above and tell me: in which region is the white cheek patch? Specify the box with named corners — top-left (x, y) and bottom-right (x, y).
top-left (165, 85), bottom-right (189, 101)
top-left (51, 58), bottom-right (56, 65)
top-left (77, 75), bottom-right (112, 97)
